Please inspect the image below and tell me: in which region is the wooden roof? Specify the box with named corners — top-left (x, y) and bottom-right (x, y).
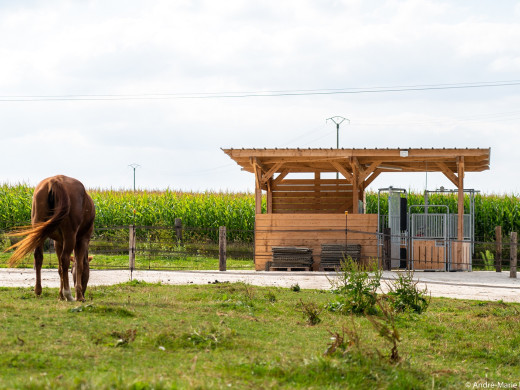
top-left (223, 147), bottom-right (490, 173)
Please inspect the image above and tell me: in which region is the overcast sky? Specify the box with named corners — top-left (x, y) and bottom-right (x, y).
top-left (1, 0), bottom-right (519, 194)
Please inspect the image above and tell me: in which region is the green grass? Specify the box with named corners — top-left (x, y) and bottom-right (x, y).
top-left (0, 282), bottom-right (519, 389)
top-left (0, 252), bottom-right (254, 271)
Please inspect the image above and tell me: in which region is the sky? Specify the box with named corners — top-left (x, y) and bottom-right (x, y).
top-left (1, 0), bottom-right (520, 194)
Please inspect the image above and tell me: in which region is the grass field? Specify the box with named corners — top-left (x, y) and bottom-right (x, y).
top-left (0, 281), bottom-right (519, 389)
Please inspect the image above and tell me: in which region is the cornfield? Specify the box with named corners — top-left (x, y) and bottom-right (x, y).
top-left (1, 183), bottom-right (519, 242)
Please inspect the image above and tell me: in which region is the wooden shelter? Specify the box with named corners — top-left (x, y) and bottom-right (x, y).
top-left (223, 147), bottom-right (491, 271)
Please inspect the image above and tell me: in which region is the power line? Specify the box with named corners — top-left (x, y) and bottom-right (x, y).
top-left (1, 80), bottom-right (519, 102)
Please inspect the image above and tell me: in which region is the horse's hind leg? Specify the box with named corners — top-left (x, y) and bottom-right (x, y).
top-left (56, 238), bottom-right (74, 301)
top-left (34, 245), bottom-right (44, 296)
top-left (55, 241), bottom-right (66, 300)
top-left (73, 239), bottom-right (89, 301)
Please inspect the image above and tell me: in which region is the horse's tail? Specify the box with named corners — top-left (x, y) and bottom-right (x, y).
top-left (7, 180), bottom-right (71, 267)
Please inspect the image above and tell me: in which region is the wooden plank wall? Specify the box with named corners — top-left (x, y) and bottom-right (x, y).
top-left (272, 179), bottom-right (353, 214)
top-left (451, 242), bottom-right (471, 271)
top-left (411, 240), bottom-right (471, 271)
top-left (254, 213), bottom-right (378, 271)
top-left (412, 240), bottom-right (447, 270)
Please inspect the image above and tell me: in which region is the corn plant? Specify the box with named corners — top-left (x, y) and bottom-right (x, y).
top-left (2, 182), bottom-right (520, 243)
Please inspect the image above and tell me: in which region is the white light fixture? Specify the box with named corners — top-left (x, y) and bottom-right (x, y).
top-left (379, 165), bottom-right (403, 171)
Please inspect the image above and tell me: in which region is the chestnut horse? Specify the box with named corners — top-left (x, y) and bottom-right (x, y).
top-left (8, 175), bottom-right (95, 301)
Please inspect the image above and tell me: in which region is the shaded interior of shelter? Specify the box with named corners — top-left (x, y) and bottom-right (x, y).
top-left (223, 148), bottom-right (491, 272)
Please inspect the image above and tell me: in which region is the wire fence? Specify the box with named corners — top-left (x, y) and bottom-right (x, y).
top-left (1, 225), bottom-right (255, 271)
top-left (1, 225), bottom-right (518, 274)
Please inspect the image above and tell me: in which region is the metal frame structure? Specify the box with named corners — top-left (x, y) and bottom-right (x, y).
top-left (377, 188), bottom-right (478, 271)
top-left (377, 187), bottom-right (408, 268)
top-left (425, 188), bottom-right (479, 254)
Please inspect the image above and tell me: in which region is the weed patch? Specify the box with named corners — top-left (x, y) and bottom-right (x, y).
top-left (327, 256), bottom-right (382, 315)
top-left (296, 299), bottom-right (322, 325)
top-left (385, 271), bottom-right (430, 314)
top-left (69, 303), bottom-right (135, 317)
top-left (155, 323), bottom-right (236, 351)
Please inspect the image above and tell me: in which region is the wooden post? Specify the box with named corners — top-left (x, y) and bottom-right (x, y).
top-left (255, 188), bottom-right (262, 214)
top-left (129, 225), bottom-right (136, 273)
top-left (266, 179), bottom-right (273, 214)
top-left (345, 211), bottom-right (348, 245)
top-left (174, 218), bottom-right (183, 244)
top-left (383, 227), bottom-right (391, 271)
top-left (219, 226), bottom-right (227, 271)
top-left (253, 162), bottom-right (263, 214)
top-left (510, 231), bottom-right (517, 278)
top-left (456, 156), bottom-right (465, 269)
top-left (352, 158), bottom-right (359, 214)
top-left (495, 226), bottom-right (502, 272)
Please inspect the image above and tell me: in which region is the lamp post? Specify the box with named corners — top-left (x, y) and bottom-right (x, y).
top-left (326, 116), bottom-right (350, 179)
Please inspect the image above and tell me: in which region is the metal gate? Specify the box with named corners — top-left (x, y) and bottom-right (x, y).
top-left (409, 205), bottom-right (449, 271)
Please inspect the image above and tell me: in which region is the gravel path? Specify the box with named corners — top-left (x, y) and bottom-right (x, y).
top-left (1, 268), bottom-right (520, 302)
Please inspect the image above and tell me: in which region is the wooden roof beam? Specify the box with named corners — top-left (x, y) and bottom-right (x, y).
top-left (359, 160), bottom-right (383, 182)
top-left (363, 169), bottom-right (382, 189)
top-left (272, 169), bottom-right (290, 187)
top-left (436, 162), bottom-right (459, 187)
top-left (330, 161), bottom-right (353, 184)
top-left (261, 162), bottom-right (284, 185)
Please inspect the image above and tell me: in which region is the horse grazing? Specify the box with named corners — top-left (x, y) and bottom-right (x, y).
top-left (8, 175), bottom-right (95, 301)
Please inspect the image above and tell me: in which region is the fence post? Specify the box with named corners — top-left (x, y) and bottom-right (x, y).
top-left (383, 227), bottom-right (391, 271)
top-left (174, 218), bottom-right (183, 244)
top-left (129, 225), bottom-right (136, 275)
top-left (510, 231), bottom-right (517, 279)
top-left (495, 226), bottom-right (502, 272)
top-left (219, 226), bottom-right (227, 271)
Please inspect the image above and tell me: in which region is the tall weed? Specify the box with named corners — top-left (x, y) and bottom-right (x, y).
top-left (327, 256), bottom-right (382, 315)
top-left (385, 271), bottom-right (430, 314)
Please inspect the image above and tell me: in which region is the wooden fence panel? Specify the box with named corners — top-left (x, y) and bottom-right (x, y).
top-left (254, 213), bottom-right (378, 271)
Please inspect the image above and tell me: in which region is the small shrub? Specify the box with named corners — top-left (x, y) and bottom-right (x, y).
top-left (241, 283), bottom-right (256, 302)
top-left (290, 283), bottom-right (301, 292)
top-left (327, 256), bottom-right (382, 315)
top-left (297, 299), bottom-right (322, 325)
top-left (324, 321), bottom-right (360, 357)
top-left (367, 298), bottom-right (401, 363)
top-left (264, 291), bottom-right (277, 303)
top-left (385, 271), bottom-right (430, 314)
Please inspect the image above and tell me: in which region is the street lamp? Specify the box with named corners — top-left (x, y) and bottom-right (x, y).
top-left (326, 116), bottom-right (350, 178)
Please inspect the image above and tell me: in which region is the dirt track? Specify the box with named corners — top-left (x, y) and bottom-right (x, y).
top-left (1, 268), bottom-right (520, 302)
